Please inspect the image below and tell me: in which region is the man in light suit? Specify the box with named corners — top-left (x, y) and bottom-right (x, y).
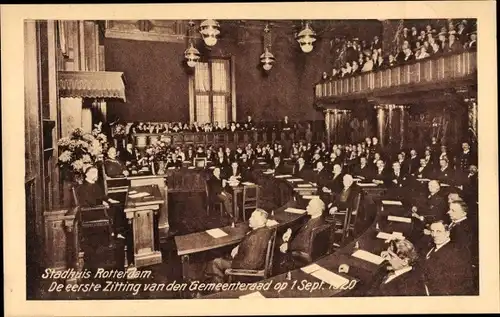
top-left (206, 209), bottom-right (273, 283)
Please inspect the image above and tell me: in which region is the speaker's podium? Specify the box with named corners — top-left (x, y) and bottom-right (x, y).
top-left (124, 184), bottom-right (163, 268)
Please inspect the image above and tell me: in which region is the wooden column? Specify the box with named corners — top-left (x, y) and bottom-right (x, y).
top-left (324, 109), bottom-right (332, 146)
top-left (375, 105), bottom-right (387, 147)
top-left (399, 105), bottom-right (409, 149)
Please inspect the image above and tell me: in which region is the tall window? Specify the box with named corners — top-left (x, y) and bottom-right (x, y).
top-left (191, 57), bottom-right (233, 126)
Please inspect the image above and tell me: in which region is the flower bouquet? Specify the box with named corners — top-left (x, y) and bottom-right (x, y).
top-left (57, 124), bottom-right (108, 183)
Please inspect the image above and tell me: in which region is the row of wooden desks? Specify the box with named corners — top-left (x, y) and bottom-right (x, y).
top-left (204, 203), bottom-right (413, 298)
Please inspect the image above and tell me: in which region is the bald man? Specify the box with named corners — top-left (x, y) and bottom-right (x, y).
top-left (328, 174), bottom-right (362, 214)
top-left (280, 198), bottom-right (326, 259)
top-left (206, 209), bottom-right (273, 283)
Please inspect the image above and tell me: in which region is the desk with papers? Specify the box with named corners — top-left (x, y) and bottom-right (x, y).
top-left (204, 198), bottom-right (414, 299)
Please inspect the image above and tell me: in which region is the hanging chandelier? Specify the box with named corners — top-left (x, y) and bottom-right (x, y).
top-left (199, 19), bottom-right (220, 47)
top-left (184, 43), bottom-right (200, 68)
top-left (185, 21), bottom-right (200, 67)
top-left (260, 23), bottom-right (275, 71)
top-left (260, 48), bottom-right (275, 71)
top-left (296, 21), bottom-right (316, 53)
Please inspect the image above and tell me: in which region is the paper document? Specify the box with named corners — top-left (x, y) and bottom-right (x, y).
top-left (274, 174), bottom-right (292, 178)
top-left (302, 195), bottom-right (320, 199)
top-left (205, 228), bottom-right (228, 238)
top-left (416, 178), bottom-right (430, 182)
top-left (242, 182), bottom-right (256, 186)
top-left (266, 219), bottom-right (279, 227)
top-left (258, 162), bottom-right (267, 165)
top-left (441, 183), bottom-right (450, 187)
top-left (168, 166), bottom-right (176, 170)
top-left (128, 192), bottom-right (151, 199)
top-left (311, 268), bottom-right (350, 289)
top-left (128, 190), bottom-right (138, 195)
top-left (183, 161), bottom-right (191, 163)
top-left (284, 208), bottom-right (307, 214)
top-left (301, 263), bottom-right (322, 274)
top-left (287, 178), bottom-right (304, 182)
top-left (352, 249), bottom-right (385, 265)
top-left (263, 171), bottom-right (274, 174)
top-left (209, 166), bottom-right (216, 170)
top-left (382, 200), bottom-right (403, 206)
top-left (239, 292), bottom-right (265, 299)
top-left (188, 166), bottom-right (195, 169)
top-left (357, 183), bottom-right (378, 187)
top-left (392, 231), bottom-right (404, 237)
top-left (387, 215), bottom-right (412, 223)
top-left (297, 183), bottom-right (313, 188)
top-left (376, 232), bottom-right (394, 240)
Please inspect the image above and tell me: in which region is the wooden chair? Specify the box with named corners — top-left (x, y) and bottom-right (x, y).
top-left (71, 186), bottom-right (113, 243)
top-left (291, 223), bottom-right (332, 265)
top-left (101, 164), bottom-right (129, 195)
top-left (347, 193), bottom-right (362, 236)
top-left (225, 228), bottom-right (277, 282)
top-left (331, 192), bottom-right (362, 249)
top-left (205, 181), bottom-right (223, 217)
top-left (242, 185), bottom-right (260, 222)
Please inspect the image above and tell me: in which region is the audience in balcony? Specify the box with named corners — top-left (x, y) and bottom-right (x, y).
top-left (322, 19), bottom-right (477, 81)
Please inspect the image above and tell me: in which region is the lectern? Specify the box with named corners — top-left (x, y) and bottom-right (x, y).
top-left (124, 184), bottom-right (163, 268)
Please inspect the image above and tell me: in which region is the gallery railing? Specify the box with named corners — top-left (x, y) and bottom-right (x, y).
top-left (130, 129), bottom-right (324, 150)
top-left (314, 50), bottom-right (477, 100)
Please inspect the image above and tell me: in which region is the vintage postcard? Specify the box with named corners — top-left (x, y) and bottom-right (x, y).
top-left (2, 1), bottom-right (499, 316)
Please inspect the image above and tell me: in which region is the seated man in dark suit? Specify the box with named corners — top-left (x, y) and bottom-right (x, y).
top-left (327, 174), bottom-right (361, 214)
top-left (206, 209), bottom-right (273, 283)
top-left (322, 164), bottom-right (344, 196)
top-left (407, 149), bottom-right (420, 176)
top-left (313, 161), bottom-right (330, 189)
top-left (389, 161), bottom-right (410, 188)
top-left (372, 159), bottom-right (391, 186)
top-left (214, 151), bottom-right (230, 170)
top-left (433, 157), bottom-right (454, 185)
top-left (367, 239), bottom-right (427, 296)
top-left (352, 156), bottom-right (373, 181)
top-left (411, 180), bottom-right (448, 224)
top-left (104, 147), bottom-right (129, 178)
top-left (225, 161), bottom-right (242, 181)
top-left (461, 164), bottom-right (478, 206)
top-left (293, 157), bottom-right (309, 179)
top-left (77, 165), bottom-right (124, 240)
top-left (270, 156), bottom-right (287, 175)
top-left (279, 198), bottom-right (326, 266)
top-left (414, 157), bottom-right (434, 179)
top-left (207, 167), bottom-right (234, 220)
top-left (121, 143), bottom-right (138, 166)
top-left (420, 220), bottom-right (476, 295)
top-left (447, 200), bottom-right (477, 266)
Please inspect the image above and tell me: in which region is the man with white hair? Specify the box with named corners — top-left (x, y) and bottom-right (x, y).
top-left (328, 174), bottom-right (362, 214)
top-left (280, 198), bottom-right (326, 258)
top-left (206, 209), bottom-right (273, 283)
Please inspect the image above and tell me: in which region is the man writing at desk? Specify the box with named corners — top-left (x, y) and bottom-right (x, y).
top-left (206, 209), bottom-right (273, 283)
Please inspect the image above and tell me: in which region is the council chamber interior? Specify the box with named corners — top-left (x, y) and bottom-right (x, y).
top-left (25, 19), bottom-right (478, 299)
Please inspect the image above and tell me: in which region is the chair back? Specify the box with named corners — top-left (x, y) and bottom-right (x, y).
top-left (242, 185), bottom-right (260, 221)
top-left (309, 223), bottom-right (333, 261)
top-left (348, 192), bottom-right (363, 234)
top-left (263, 228), bottom-right (277, 278)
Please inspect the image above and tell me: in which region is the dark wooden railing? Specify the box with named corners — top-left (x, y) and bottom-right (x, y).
top-left (315, 50), bottom-right (477, 100)
top-left (131, 129), bottom-right (324, 150)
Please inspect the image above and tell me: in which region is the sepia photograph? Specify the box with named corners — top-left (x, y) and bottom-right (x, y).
top-left (2, 2), bottom-right (499, 316)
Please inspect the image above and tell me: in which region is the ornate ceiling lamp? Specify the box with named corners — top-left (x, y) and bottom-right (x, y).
top-left (260, 23), bottom-right (275, 71)
top-left (296, 21), bottom-right (317, 53)
top-left (199, 19), bottom-right (220, 47)
top-left (184, 20), bottom-right (200, 67)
